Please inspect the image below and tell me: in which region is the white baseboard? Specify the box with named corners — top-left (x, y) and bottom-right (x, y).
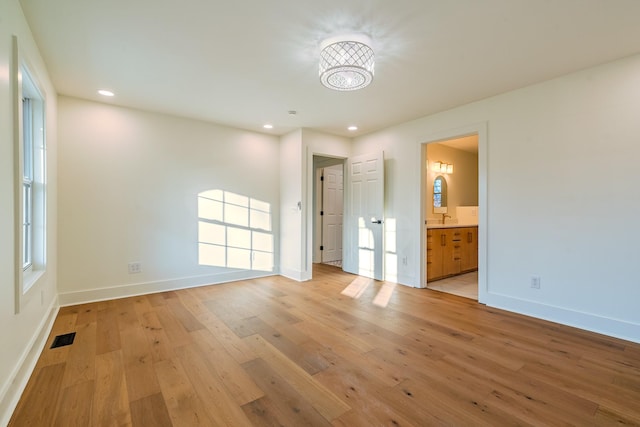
top-left (485, 292), bottom-right (640, 344)
top-left (0, 298), bottom-right (59, 427)
top-left (58, 270), bottom-right (278, 306)
top-left (279, 267), bottom-right (307, 282)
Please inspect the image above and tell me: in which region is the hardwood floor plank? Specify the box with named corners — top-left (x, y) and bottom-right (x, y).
top-left (119, 324), bottom-right (162, 402)
top-left (92, 350), bottom-right (132, 427)
top-left (116, 298), bottom-right (142, 332)
top-left (140, 311), bottom-right (176, 363)
top-left (154, 305), bottom-right (194, 348)
top-left (593, 405), bottom-right (640, 425)
top-left (146, 291), bottom-right (167, 307)
top-left (189, 328), bottom-right (264, 405)
top-left (61, 321), bottom-right (97, 388)
top-left (519, 359), bottom-right (640, 420)
top-left (154, 358), bottom-right (217, 426)
top-left (10, 265), bottom-right (640, 425)
top-left (240, 315), bottom-right (330, 375)
top-left (36, 310), bottom-right (78, 368)
top-left (9, 363), bottom-right (66, 426)
top-left (74, 303), bottom-right (100, 327)
top-left (166, 297), bottom-right (206, 332)
top-left (392, 378), bottom-right (524, 426)
top-left (54, 380), bottom-right (94, 427)
top-left (243, 334), bottom-right (351, 421)
top-left (197, 310), bottom-right (258, 364)
top-left (96, 305), bottom-right (122, 355)
top-left (440, 352), bottom-right (599, 425)
top-left (313, 358), bottom-right (418, 427)
top-left (174, 344), bottom-right (255, 426)
top-left (129, 393), bottom-right (173, 427)
top-left (241, 358), bottom-right (331, 426)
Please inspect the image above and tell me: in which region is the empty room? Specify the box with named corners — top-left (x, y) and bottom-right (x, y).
top-left (2, 0), bottom-right (640, 425)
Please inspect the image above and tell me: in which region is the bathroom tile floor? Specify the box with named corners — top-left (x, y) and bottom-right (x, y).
top-left (427, 271), bottom-right (478, 300)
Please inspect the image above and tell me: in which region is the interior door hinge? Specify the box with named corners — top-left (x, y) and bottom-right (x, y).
top-left (320, 175), bottom-right (324, 181)
top-left (320, 211), bottom-right (324, 216)
top-left (320, 245), bottom-right (324, 250)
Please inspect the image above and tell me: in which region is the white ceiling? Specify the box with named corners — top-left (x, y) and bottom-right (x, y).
top-left (19, 0), bottom-right (640, 137)
top-left (438, 135), bottom-right (478, 154)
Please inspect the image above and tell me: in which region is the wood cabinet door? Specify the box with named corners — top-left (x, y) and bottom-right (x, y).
top-left (443, 228), bottom-right (462, 276)
top-left (460, 227), bottom-right (478, 272)
top-left (426, 229), bottom-right (444, 281)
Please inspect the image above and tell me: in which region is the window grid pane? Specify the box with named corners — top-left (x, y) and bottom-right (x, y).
top-left (22, 179), bottom-right (32, 268)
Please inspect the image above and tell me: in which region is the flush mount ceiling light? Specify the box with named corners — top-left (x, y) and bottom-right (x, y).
top-left (319, 34), bottom-right (374, 91)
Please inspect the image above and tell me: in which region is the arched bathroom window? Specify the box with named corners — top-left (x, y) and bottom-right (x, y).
top-left (433, 175), bottom-right (447, 212)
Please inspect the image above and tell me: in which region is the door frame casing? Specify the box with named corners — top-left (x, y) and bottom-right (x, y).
top-left (313, 160), bottom-right (345, 264)
top-left (419, 122), bottom-right (488, 303)
top-left (305, 150), bottom-right (347, 280)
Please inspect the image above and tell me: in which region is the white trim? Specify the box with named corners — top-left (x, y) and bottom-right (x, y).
top-left (58, 270), bottom-right (278, 306)
top-left (279, 267), bottom-right (306, 282)
top-left (418, 122), bottom-right (488, 302)
top-left (0, 298), bottom-right (59, 426)
top-left (485, 293), bottom-right (640, 344)
top-left (305, 149), bottom-right (347, 281)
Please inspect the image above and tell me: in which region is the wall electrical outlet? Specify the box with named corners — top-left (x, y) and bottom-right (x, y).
top-left (531, 275), bottom-right (541, 289)
top-left (128, 262), bottom-right (141, 274)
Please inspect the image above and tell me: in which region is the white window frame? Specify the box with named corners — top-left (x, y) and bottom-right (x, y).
top-left (12, 36), bottom-right (47, 313)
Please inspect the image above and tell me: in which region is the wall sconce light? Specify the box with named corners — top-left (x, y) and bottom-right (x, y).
top-left (432, 160), bottom-right (454, 174)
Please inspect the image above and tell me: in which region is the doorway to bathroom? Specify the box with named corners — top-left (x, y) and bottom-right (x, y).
top-left (423, 134), bottom-right (480, 300)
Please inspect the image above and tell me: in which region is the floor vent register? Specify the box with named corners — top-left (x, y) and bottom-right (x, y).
top-left (50, 332), bottom-right (76, 349)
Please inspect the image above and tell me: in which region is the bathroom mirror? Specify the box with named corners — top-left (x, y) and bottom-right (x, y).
top-left (433, 175), bottom-right (448, 213)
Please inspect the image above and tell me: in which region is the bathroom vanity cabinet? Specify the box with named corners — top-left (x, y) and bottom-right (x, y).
top-left (427, 226), bottom-right (478, 281)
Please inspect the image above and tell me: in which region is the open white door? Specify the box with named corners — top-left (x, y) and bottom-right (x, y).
top-left (321, 165), bottom-right (343, 263)
top-left (343, 151), bottom-right (384, 280)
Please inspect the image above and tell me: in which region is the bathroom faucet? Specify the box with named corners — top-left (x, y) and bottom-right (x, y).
top-left (442, 213), bottom-right (451, 224)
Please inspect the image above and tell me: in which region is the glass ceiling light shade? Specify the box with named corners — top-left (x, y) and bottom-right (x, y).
top-left (319, 34), bottom-right (375, 91)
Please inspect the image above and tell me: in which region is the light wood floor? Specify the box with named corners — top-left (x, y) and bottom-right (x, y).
top-left (10, 264), bottom-right (640, 426)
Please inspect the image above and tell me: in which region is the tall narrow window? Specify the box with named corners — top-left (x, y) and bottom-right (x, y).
top-left (22, 97), bottom-right (33, 270)
top-left (19, 66), bottom-right (46, 293)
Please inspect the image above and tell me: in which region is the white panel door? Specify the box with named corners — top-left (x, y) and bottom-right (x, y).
top-left (343, 151), bottom-right (384, 280)
top-left (322, 165), bottom-right (343, 263)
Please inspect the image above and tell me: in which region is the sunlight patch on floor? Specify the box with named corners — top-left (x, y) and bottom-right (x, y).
top-left (341, 276), bottom-right (373, 299)
top-left (372, 282), bottom-right (397, 308)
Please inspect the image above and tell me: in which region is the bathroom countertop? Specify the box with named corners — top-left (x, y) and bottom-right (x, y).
top-left (426, 223), bottom-right (478, 229)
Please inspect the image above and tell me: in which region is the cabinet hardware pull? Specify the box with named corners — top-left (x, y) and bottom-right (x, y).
top-left (454, 257), bottom-right (461, 261)
top-left (441, 234), bottom-right (446, 246)
top-left (468, 232), bottom-right (472, 243)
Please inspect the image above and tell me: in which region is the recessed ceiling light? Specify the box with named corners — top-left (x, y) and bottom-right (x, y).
top-left (348, 126), bottom-right (358, 131)
top-left (98, 89), bottom-right (114, 97)
top-left (263, 124), bottom-right (273, 129)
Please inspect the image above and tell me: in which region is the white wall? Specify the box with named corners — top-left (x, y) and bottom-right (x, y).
top-left (353, 54), bottom-right (640, 343)
top-left (279, 129), bottom-right (304, 280)
top-left (0, 0), bottom-right (59, 423)
top-left (302, 129), bottom-right (351, 279)
top-left (57, 96), bottom-right (280, 303)
top-left (279, 128), bottom-right (350, 280)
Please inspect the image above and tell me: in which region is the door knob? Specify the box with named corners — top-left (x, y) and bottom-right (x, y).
top-left (370, 217), bottom-right (383, 224)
